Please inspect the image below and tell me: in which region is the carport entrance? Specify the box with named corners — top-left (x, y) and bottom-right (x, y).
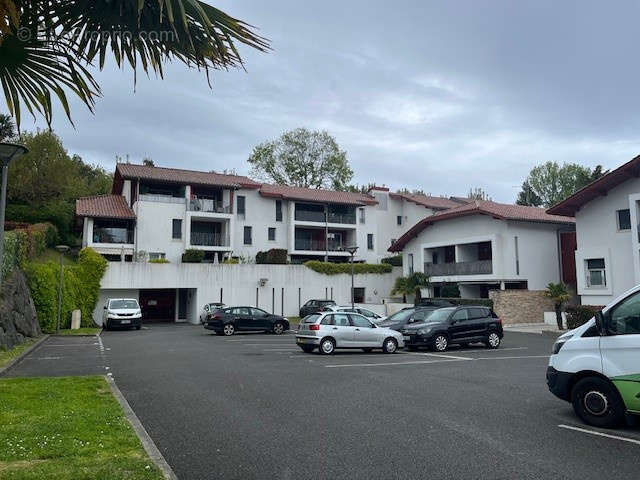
top-left (139, 289), bottom-right (176, 322)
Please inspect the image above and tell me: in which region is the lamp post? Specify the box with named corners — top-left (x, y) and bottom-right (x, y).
top-left (342, 245), bottom-right (358, 310)
top-left (0, 142), bottom-right (28, 286)
top-left (55, 245), bottom-right (70, 333)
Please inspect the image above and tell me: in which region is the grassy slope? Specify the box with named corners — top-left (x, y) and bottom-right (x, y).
top-left (0, 339), bottom-right (38, 369)
top-left (31, 248), bottom-right (76, 266)
top-left (0, 376), bottom-right (164, 480)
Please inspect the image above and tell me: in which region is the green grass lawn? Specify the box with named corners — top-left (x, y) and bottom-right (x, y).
top-left (0, 339), bottom-right (38, 369)
top-left (54, 328), bottom-right (101, 336)
top-left (0, 376), bottom-right (164, 480)
top-left (31, 248), bottom-right (76, 266)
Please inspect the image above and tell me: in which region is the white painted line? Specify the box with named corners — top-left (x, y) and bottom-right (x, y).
top-left (449, 347), bottom-right (529, 354)
top-left (473, 355), bottom-right (549, 360)
top-left (558, 424), bottom-right (640, 446)
top-left (418, 352), bottom-right (475, 361)
top-left (263, 349), bottom-right (301, 352)
top-left (27, 356), bottom-right (63, 360)
top-left (325, 358), bottom-right (467, 368)
top-left (242, 343), bottom-right (297, 346)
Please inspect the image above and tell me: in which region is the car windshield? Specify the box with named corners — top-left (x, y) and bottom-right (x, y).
top-left (422, 308), bottom-right (456, 322)
top-left (302, 314), bottom-right (321, 323)
top-left (378, 309), bottom-right (415, 326)
top-left (110, 300), bottom-right (139, 309)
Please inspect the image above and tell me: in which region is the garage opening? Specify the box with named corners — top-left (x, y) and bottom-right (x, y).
top-left (139, 289), bottom-right (176, 322)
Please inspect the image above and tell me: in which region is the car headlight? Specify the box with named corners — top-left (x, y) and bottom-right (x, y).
top-left (417, 328), bottom-right (432, 335)
top-left (552, 335), bottom-right (572, 355)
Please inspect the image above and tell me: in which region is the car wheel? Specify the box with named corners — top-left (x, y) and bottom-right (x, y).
top-left (362, 348), bottom-right (373, 353)
top-left (571, 377), bottom-right (626, 428)
top-left (223, 324), bottom-right (235, 336)
top-left (272, 322), bottom-right (285, 335)
top-left (432, 334), bottom-right (448, 352)
top-left (300, 345), bottom-right (315, 353)
top-left (382, 338), bottom-right (398, 354)
top-left (319, 337), bottom-right (335, 355)
top-left (485, 332), bottom-right (501, 349)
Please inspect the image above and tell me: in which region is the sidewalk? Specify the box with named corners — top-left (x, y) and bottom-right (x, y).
top-left (504, 323), bottom-right (563, 334)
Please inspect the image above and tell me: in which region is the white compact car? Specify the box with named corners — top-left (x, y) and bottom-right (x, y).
top-left (547, 285), bottom-right (640, 428)
top-left (103, 298), bottom-right (142, 330)
top-left (295, 311), bottom-right (404, 354)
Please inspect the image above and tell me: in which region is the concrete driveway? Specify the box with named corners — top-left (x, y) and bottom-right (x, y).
top-left (92, 324), bottom-right (640, 480)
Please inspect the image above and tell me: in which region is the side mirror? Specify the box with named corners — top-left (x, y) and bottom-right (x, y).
top-left (594, 310), bottom-right (606, 336)
top-left (103, 306), bottom-right (107, 310)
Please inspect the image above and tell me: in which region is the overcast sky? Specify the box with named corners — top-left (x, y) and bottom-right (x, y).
top-left (6, 0), bottom-right (640, 201)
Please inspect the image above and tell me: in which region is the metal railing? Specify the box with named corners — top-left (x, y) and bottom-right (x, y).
top-left (294, 238), bottom-right (344, 251)
top-left (327, 212), bottom-right (356, 224)
top-left (190, 232), bottom-right (230, 247)
top-left (139, 194), bottom-right (186, 204)
top-left (93, 228), bottom-right (134, 244)
top-left (294, 209), bottom-right (326, 222)
top-left (424, 260), bottom-right (493, 276)
top-left (188, 199), bottom-right (231, 214)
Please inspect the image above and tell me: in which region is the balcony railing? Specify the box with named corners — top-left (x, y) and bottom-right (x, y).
top-left (93, 228), bottom-right (134, 244)
top-left (327, 212), bottom-right (356, 224)
top-left (294, 209), bottom-right (326, 222)
top-left (424, 260), bottom-right (492, 276)
top-left (190, 231), bottom-right (230, 247)
top-left (188, 199), bottom-right (231, 214)
top-left (139, 194), bottom-right (186, 204)
top-left (294, 238), bottom-right (344, 252)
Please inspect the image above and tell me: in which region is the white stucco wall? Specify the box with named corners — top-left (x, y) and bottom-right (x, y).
top-left (574, 177), bottom-right (640, 305)
top-left (135, 199), bottom-right (188, 263)
top-left (93, 263), bottom-right (402, 323)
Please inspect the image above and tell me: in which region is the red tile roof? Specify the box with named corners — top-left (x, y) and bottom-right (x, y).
top-left (389, 192), bottom-right (468, 210)
top-left (76, 195), bottom-right (136, 220)
top-left (115, 163), bottom-right (261, 190)
top-left (389, 200), bottom-right (574, 252)
top-left (259, 184), bottom-right (377, 206)
top-left (547, 155), bottom-right (640, 216)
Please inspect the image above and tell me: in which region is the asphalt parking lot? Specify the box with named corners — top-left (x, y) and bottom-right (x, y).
top-left (93, 324), bottom-right (639, 480)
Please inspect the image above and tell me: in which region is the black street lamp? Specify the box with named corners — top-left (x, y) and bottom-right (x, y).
top-left (0, 142), bottom-right (28, 286)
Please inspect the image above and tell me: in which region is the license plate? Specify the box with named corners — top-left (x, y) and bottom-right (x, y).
top-left (403, 335), bottom-right (410, 341)
top-left (120, 320), bottom-right (131, 324)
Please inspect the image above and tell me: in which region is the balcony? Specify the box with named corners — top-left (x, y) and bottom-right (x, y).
top-left (188, 198), bottom-right (231, 214)
top-left (424, 260), bottom-right (492, 276)
top-left (190, 231), bottom-right (230, 247)
top-left (139, 194), bottom-right (186, 205)
top-left (93, 227), bottom-right (134, 244)
top-left (295, 208), bottom-right (326, 222)
top-left (294, 238), bottom-right (344, 252)
top-left (327, 211), bottom-right (356, 224)
top-left (294, 203), bottom-right (356, 224)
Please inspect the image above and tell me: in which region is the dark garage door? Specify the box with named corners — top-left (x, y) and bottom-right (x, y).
top-left (139, 289), bottom-right (176, 322)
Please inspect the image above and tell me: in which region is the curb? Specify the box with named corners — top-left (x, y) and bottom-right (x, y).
top-left (0, 334), bottom-right (50, 376)
top-left (105, 375), bottom-right (178, 480)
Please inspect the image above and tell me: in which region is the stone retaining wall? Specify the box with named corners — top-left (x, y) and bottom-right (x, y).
top-left (0, 270), bottom-right (41, 350)
top-left (489, 289), bottom-right (555, 325)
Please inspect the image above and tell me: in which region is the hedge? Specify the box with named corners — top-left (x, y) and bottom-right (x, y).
top-left (256, 248), bottom-right (288, 264)
top-left (1, 222), bottom-right (57, 278)
top-left (304, 261), bottom-right (392, 275)
top-left (381, 255), bottom-right (402, 267)
top-left (565, 305), bottom-right (600, 330)
top-left (182, 249), bottom-right (204, 263)
top-left (24, 248), bottom-right (107, 332)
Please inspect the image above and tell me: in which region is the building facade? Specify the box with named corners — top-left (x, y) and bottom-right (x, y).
top-left (389, 200), bottom-right (575, 298)
top-left (548, 155), bottom-right (640, 306)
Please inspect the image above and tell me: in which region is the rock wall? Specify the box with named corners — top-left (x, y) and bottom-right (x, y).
top-left (489, 289), bottom-right (555, 325)
top-left (0, 270), bottom-right (41, 350)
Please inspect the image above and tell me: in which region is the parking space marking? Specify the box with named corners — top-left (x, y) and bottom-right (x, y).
top-left (410, 352), bottom-right (475, 361)
top-left (558, 424), bottom-right (640, 446)
top-left (325, 358), bottom-right (468, 368)
top-left (444, 347), bottom-right (529, 354)
top-left (45, 343), bottom-right (100, 347)
top-left (472, 355), bottom-right (549, 360)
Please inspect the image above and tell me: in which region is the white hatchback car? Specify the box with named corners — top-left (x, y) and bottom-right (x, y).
top-left (296, 311), bottom-right (404, 354)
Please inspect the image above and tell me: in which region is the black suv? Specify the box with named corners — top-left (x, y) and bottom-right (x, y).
top-left (400, 306), bottom-right (503, 352)
top-left (299, 299), bottom-right (336, 318)
top-left (376, 306), bottom-right (440, 331)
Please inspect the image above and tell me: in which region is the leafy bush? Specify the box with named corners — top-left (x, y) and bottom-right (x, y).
top-left (304, 261), bottom-right (392, 275)
top-left (565, 305), bottom-right (599, 329)
top-left (24, 248), bottom-right (107, 332)
top-left (6, 201), bottom-right (74, 244)
top-left (182, 249), bottom-right (204, 263)
top-left (255, 251), bottom-right (267, 264)
top-left (149, 258), bottom-right (170, 264)
top-left (1, 230), bottom-right (28, 278)
top-left (381, 255), bottom-right (402, 267)
top-left (223, 258), bottom-right (239, 264)
top-left (1, 222), bottom-right (59, 279)
top-left (266, 248), bottom-right (287, 264)
top-left (440, 284), bottom-right (460, 298)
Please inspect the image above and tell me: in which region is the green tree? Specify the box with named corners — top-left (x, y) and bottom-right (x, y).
top-left (0, 1), bottom-right (269, 128)
top-left (142, 157), bottom-right (155, 167)
top-left (392, 273), bottom-right (431, 303)
top-left (544, 282), bottom-right (571, 330)
top-left (392, 276), bottom-right (413, 303)
top-left (517, 162), bottom-right (607, 208)
top-left (248, 128), bottom-right (353, 190)
top-left (0, 113), bottom-right (16, 141)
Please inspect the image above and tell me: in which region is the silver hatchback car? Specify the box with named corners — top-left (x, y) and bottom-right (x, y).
top-left (296, 311), bottom-right (404, 354)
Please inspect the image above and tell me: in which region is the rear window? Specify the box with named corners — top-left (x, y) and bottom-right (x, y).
top-left (110, 299), bottom-right (139, 309)
top-left (469, 308), bottom-right (488, 319)
top-left (302, 314), bottom-right (321, 323)
top-left (319, 300), bottom-right (336, 306)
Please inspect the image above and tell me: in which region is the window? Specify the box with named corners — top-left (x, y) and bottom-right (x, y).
top-left (321, 316), bottom-right (334, 325)
top-left (149, 252), bottom-right (166, 260)
top-left (331, 314), bottom-right (350, 327)
top-left (357, 308), bottom-right (377, 318)
top-left (408, 253), bottom-right (414, 275)
top-left (359, 208), bottom-right (365, 224)
top-left (275, 200), bottom-right (283, 222)
top-left (237, 195), bottom-right (246, 217)
top-left (397, 215), bottom-right (402, 226)
top-left (410, 310), bottom-right (431, 323)
top-left (250, 308), bottom-right (267, 317)
top-left (586, 258), bottom-right (606, 288)
top-left (469, 308), bottom-right (488, 319)
top-left (617, 209), bottom-right (631, 230)
top-left (608, 291), bottom-right (640, 335)
top-left (390, 238), bottom-right (396, 246)
top-left (172, 219), bottom-right (182, 239)
top-left (451, 309), bottom-right (468, 322)
top-left (350, 314), bottom-right (372, 328)
top-left (367, 234), bottom-right (374, 250)
top-left (244, 226), bottom-right (252, 245)
top-left (232, 307), bottom-right (250, 315)
top-left (268, 227), bottom-right (276, 241)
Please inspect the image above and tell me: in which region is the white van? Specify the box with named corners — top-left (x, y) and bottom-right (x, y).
top-left (547, 285), bottom-right (640, 428)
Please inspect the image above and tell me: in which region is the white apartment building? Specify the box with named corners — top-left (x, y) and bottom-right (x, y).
top-left (548, 155), bottom-right (640, 306)
top-left (76, 163), bottom-right (466, 265)
top-left (389, 200), bottom-right (575, 298)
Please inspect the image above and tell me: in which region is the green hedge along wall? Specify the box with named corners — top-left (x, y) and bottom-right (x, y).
top-left (1, 222), bottom-right (58, 278)
top-left (24, 248), bottom-right (107, 332)
top-left (304, 261), bottom-right (392, 275)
